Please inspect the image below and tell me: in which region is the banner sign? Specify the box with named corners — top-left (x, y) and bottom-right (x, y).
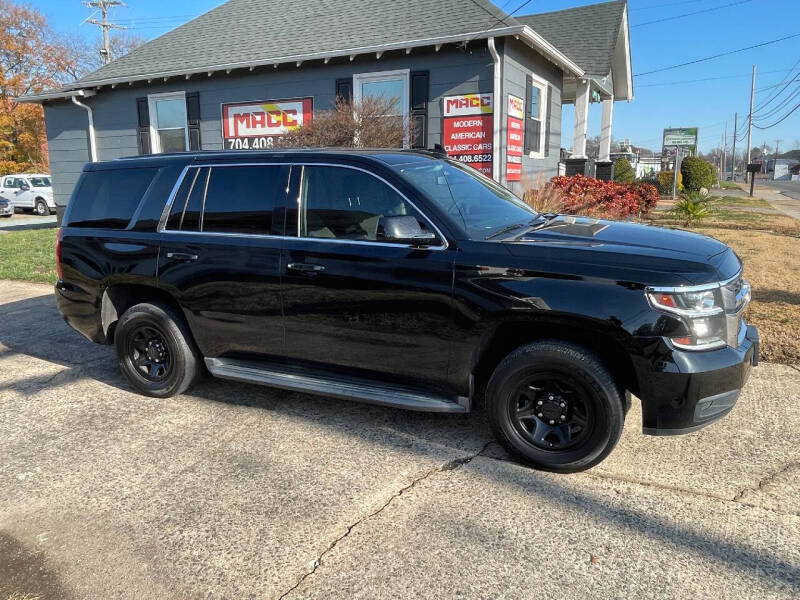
top-left (222, 98), bottom-right (313, 150)
top-left (442, 93), bottom-right (494, 176)
top-left (506, 94), bottom-right (524, 182)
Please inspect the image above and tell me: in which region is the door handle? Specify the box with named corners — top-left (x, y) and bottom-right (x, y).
top-left (166, 252), bottom-right (199, 261)
top-left (287, 262), bottom-right (325, 273)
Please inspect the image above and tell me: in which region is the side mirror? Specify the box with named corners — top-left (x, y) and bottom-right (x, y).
top-left (377, 215), bottom-right (437, 246)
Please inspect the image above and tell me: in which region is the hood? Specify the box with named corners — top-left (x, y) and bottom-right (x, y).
top-left (505, 216), bottom-right (736, 286)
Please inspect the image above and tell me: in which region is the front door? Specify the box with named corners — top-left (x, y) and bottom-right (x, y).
top-left (157, 163), bottom-right (290, 360)
top-left (280, 163), bottom-right (456, 391)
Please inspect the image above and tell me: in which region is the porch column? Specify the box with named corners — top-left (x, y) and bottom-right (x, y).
top-left (599, 96), bottom-right (614, 162)
top-left (572, 79), bottom-right (591, 158)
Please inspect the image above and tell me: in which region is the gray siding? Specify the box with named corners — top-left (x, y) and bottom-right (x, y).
top-left (43, 46), bottom-right (493, 206)
top-left (500, 38), bottom-right (563, 192)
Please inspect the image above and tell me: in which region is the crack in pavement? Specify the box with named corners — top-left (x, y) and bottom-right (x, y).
top-left (277, 441), bottom-right (493, 600)
top-left (731, 461), bottom-right (800, 503)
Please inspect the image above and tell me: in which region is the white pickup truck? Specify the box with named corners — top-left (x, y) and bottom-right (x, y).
top-left (0, 174), bottom-right (56, 216)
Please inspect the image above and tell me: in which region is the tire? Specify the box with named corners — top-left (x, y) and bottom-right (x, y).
top-left (35, 199), bottom-right (49, 216)
top-left (486, 340), bottom-right (625, 473)
top-left (114, 302), bottom-right (202, 398)
top-left (0, 214), bottom-right (11, 218)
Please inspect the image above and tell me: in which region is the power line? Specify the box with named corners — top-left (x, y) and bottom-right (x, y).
top-left (752, 58), bottom-right (800, 111)
top-left (84, 0), bottom-right (127, 65)
top-left (636, 67), bottom-right (797, 88)
top-left (629, 0), bottom-right (703, 12)
top-left (631, 0), bottom-right (753, 28)
top-left (754, 85), bottom-right (800, 122)
top-left (753, 101), bottom-right (800, 129)
top-left (634, 32), bottom-right (800, 77)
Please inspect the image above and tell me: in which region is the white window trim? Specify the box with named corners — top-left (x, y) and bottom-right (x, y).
top-left (352, 69), bottom-right (410, 148)
top-left (528, 73), bottom-right (548, 160)
top-left (148, 91), bottom-right (189, 153)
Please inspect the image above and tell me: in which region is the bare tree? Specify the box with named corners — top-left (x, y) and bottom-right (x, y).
top-left (61, 31), bottom-right (146, 80)
top-left (280, 95), bottom-right (413, 149)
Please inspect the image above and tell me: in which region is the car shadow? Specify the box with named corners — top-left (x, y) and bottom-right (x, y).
top-left (1, 293), bottom-right (799, 592)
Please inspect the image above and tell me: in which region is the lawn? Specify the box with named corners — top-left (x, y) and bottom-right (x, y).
top-left (0, 228), bottom-right (58, 284)
top-left (718, 180), bottom-right (741, 190)
top-left (647, 195), bottom-right (800, 364)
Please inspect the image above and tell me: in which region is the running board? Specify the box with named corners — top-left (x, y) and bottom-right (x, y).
top-left (204, 357), bottom-right (469, 414)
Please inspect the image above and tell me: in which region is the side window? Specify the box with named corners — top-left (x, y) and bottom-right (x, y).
top-left (301, 166), bottom-right (426, 242)
top-left (166, 167), bottom-right (207, 231)
top-left (66, 168), bottom-right (157, 229)
top-left (202, 165), bottom-right (289, 235)
top-left (4, 178), bottom-right (16, 188)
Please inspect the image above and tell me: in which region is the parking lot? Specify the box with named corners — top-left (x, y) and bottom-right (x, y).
top-left (1, 280), bottom-right (798, 599)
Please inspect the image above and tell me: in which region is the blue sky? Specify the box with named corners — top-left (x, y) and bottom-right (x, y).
top-left (34, 0), bottom-right (800, 153)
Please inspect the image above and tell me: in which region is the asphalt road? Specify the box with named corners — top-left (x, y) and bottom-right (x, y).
top-left (1, 280), bottom-right (799, 599)
top-left (766, 179), bottom-right (800, 201)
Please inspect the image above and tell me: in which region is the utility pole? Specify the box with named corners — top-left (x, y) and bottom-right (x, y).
top-left (773, 139), bottom-right (781, 180)
top-left (731, 112), bottom-right (738, 181)
top-left (84, 1), bottom-right (127, 65)
top-left (745, 65), bottom-right (756, 182)
top-left (722, 121), bottom-right (727, 181)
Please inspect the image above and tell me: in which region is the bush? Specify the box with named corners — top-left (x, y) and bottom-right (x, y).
top-left (548, 175), bottom-right (659, 218)
top-left (613, 157), bottom-right (635, 183)
top-left (656, 170), bottom-right (683, 195)
top-left (681, 156), bottom-right (715, 192)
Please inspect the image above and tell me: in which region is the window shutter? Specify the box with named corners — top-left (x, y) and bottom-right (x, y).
top-left (524, 75), bottom-right (534, 154)
top-left (544, 85), bottom-right (553, 157)
top-left (410, 70), bottom-right (429, 149)
top-left (335, 78), bottom-right (353, 104)
top-left (136, 97), bottom-right (151, 155)
top-left (186, 92), bottom-right (202, 151)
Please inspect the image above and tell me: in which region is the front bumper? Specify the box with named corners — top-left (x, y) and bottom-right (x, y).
top-left (0, 204), bottom-right (12, 216)
top-left (636, 325), bottom-right (760, 435)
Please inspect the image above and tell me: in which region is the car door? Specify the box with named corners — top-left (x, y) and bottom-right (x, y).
top-left (280, 162), bottom-right (457, 391)
top-left (157, 162), bottom-right (290, 361)
top-left (13, 178), bottom-right (35, 209)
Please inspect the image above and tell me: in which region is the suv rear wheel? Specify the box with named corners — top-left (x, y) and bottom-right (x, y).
top-left (114, 302), bottom-right (202, 398)
top-left (486, 340), bottom-right (624, 473)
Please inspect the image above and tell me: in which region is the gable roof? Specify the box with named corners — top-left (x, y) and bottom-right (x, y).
top-left (516, 1), bottom-right (626, 78)
top-left (64, 0), bottom-right (578, 89)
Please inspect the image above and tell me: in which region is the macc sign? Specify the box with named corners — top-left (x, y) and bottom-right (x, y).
top-left (222, 98), bottom-right (313, 149)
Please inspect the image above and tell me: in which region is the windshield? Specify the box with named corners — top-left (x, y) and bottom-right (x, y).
top-left (29, 177), bottom-right (51, 188)
top-left (393, 160), bottom-right (538, 239)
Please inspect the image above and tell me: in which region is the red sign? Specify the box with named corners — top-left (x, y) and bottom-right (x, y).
top-left (506, 94), bottom-right (524, 182)
top-left (222, 98), bottom-right (313, 150)
top-left (441, 93), bottom-right (494, 176)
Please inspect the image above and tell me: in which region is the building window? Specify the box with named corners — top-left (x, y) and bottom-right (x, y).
top-left (353, 69), bottom-right (410, 147)
top-left (527, 75), bottom-right (548, 158)
top-left (148, 91), bottom-right (189, 153)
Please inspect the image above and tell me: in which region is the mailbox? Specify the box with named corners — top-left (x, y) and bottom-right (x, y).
top-left (747, 163), bottom-right (761, 174)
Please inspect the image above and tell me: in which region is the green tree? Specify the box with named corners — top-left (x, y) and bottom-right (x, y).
top-left (613, 157), bottom-right (634, 183)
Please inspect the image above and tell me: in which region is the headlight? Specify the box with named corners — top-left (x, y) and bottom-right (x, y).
top-left (647, 288), bottom-right (727, 350)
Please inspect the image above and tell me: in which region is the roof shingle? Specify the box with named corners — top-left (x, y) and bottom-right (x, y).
top-left (73, 0), bottom-right (515, 86)
top-left (517, 0), bottom-right (626, 77)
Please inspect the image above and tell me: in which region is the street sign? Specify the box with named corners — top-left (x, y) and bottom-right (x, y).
top-left (663, 127), bottom-right (698, 156)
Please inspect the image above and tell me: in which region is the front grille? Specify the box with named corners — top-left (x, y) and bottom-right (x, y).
top-left (720, 275), bottom-right (750, 347)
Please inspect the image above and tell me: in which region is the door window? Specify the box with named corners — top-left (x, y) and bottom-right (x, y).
top-left (4, 178), bottom-right (17, 188)
top-left (202, 165), bottom-right (289, 234)
top-left (300, 165), bottom-right (427, 242)
top-left (165, 165), bottom-right (289, 235)
top-left (148, 92), bottom-right (189, 153)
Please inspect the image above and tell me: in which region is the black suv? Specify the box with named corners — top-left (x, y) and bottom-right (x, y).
top-left (55, 150), bottom-right (759, 472)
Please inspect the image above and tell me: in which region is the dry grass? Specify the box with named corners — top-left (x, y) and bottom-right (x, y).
top-left (696, 227), bottom-right (800, 364)
top-left (6, 594), bottom-right (41, 600)
top-left (648, 194), bottom-right (800, 364)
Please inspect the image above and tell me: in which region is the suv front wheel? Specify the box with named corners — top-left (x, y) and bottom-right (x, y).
top-left (114, 302), bottom-right (202, 398)
top-left (486, 341), bottom-right (624, 473)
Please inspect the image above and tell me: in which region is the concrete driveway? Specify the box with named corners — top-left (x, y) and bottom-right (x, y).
top-left (1, 280), bottom-right (798, 599)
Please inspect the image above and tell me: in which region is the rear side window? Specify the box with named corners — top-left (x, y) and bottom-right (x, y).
top-left (67, 168), bottom-right (157, 229)
top-left (165, 165), bottom-right (289, 235)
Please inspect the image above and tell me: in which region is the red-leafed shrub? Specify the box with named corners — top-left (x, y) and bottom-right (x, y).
top-left (546, 175), bottom-right (659, 218)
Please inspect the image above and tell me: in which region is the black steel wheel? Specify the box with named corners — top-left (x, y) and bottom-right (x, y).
top-left (126, 324), bottom-right (173, 382)
top-left (115, 302), bottom-right (202, 398)
top-left (487, 340), bottom-right (624, 473)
